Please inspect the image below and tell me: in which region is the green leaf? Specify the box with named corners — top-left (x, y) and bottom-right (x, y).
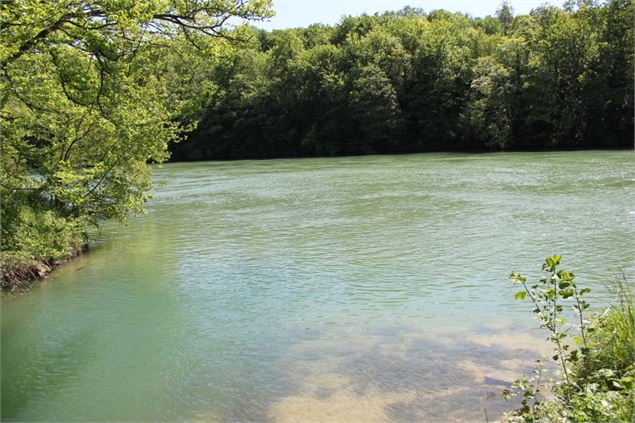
top-left (568, 350), bottom-right (578, 362)
top-left (514, 291), bottom-right (527, 300)
top-left (560, 287), bottom-right (574, 299)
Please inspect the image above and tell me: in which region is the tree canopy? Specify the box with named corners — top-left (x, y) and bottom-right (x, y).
top-left (0, 0), bottom-right (271, 262)
top-left (171, 0), bottom-right (634, 161)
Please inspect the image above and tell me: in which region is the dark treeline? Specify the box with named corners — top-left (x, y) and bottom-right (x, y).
top-left (171, 0), bottom-right (634, 161)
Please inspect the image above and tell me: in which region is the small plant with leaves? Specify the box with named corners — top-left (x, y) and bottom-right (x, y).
top-left (510, 255), bottom-right (592, 383)
top-left (503, 256), bottom-right (634, 422)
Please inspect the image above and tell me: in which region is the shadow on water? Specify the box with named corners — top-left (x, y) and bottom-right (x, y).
top-left (0, 328), bottom-right (98, 419)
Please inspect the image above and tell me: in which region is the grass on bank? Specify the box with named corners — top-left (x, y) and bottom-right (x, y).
top-left (504, 257), bottom-right (634, 422)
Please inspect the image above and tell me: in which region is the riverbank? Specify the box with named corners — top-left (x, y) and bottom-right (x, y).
top-left (0, 246), bottom-right (86, 293)
top-left (170, 145), bottom-right (634, 163)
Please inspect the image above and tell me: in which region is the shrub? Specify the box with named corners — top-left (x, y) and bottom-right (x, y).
top-left (503, 257), bottom-right (634, 423)
top-left (8, 206), bottom-right (87, 261)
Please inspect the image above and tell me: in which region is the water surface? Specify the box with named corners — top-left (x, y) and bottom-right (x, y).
top-left (2, 151), bottom-right (634, 421)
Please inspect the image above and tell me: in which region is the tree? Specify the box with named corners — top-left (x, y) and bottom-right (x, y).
top-left (348, 64), bottom-right (403, 153)
top-left (0, 0), bottom-right (272, 259)
top-left (466, 56), bottom-right (513, 148)
top-left (496, 1), bottom-right (514, 35)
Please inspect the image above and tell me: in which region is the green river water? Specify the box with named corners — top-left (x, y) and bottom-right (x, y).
top-left (1, 151), bottom-right (634, 422)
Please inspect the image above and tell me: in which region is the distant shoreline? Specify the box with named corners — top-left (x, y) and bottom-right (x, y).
top-left (168, 145), bottom-right (635, 163)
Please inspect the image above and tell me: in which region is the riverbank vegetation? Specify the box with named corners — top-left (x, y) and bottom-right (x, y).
top-left (0, 0), bottom-right (272, 290)
top-left (171, 0), bottom-right (634, 160)
top-left (504, 257), bottom-right (634, 422)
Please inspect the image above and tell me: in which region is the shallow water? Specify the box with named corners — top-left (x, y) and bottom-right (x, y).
top-left (2, 151), bottom-right (634, 421)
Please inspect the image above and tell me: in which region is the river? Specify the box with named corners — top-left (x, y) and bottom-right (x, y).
top-left (2, 151), bottom-right (633, 421)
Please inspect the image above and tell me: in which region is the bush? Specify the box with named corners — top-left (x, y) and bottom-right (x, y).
top-left (8, 206), bottom-right (87, 261)
top-left (503, 257), bottom-right (634, 423)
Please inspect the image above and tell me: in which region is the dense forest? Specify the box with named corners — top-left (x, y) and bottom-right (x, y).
top-left (171, 0), bottom-right (634, 161)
